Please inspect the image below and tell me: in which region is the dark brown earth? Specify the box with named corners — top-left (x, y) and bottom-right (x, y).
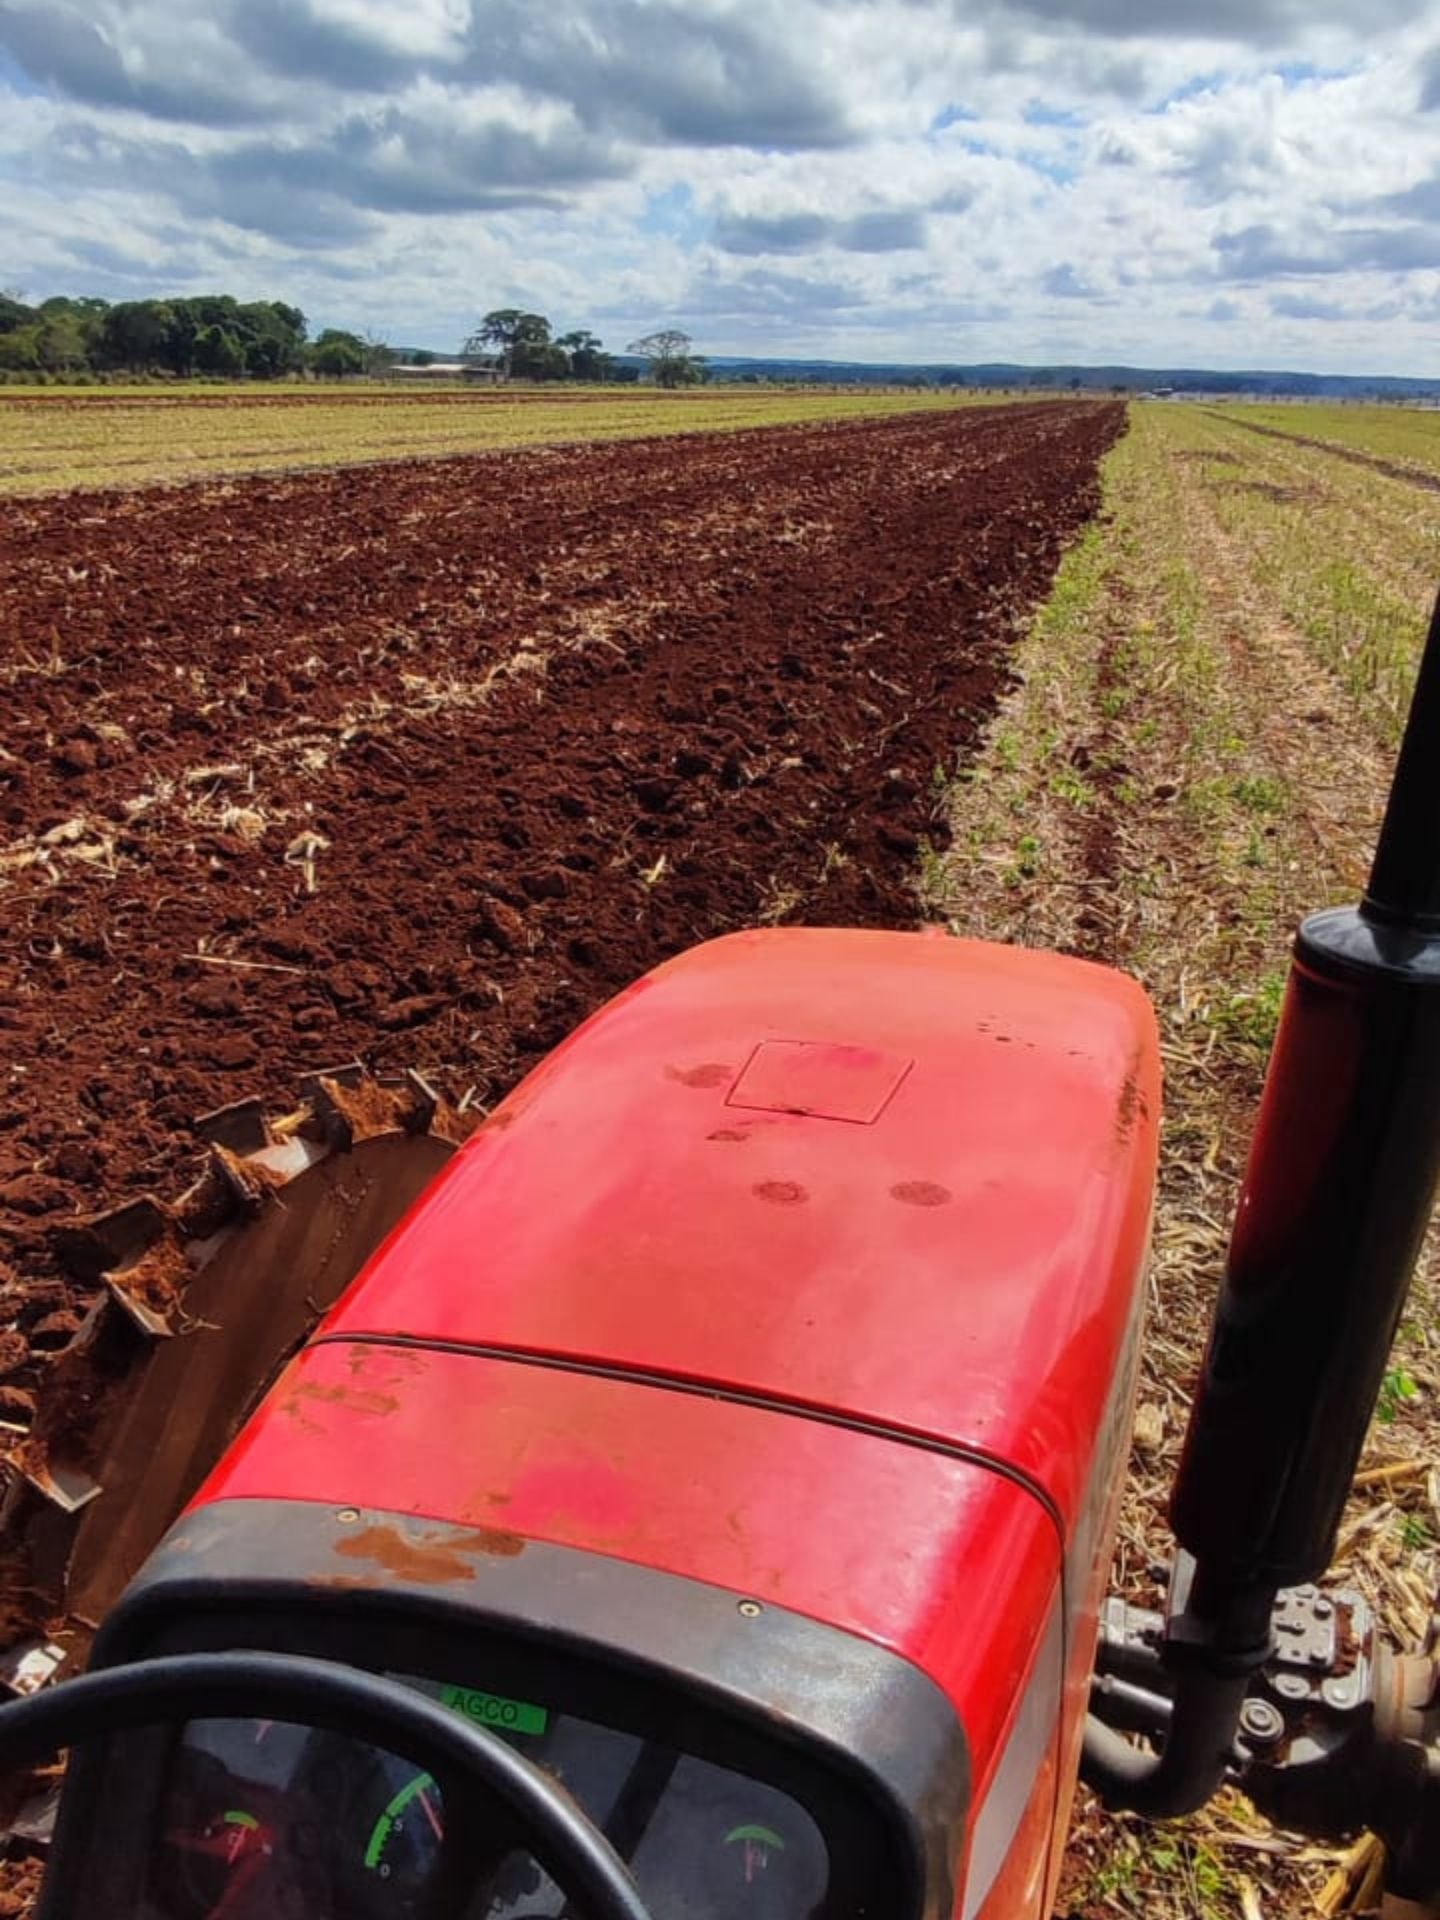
top-left (0, 400), bottom-right (1122, 1446)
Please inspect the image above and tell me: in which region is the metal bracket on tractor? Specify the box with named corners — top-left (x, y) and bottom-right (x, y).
top-left (1095, 1573), bottom-right (1440, 1901)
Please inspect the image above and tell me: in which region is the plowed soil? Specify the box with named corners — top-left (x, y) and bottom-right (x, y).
top-left (1, 402), bottom-right (1121, 1419)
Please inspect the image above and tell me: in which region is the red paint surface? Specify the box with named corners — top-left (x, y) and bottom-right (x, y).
top-left (319, 928), bottom-right (1160, 1537)
top-left (194, 927), bottom-right (1160, 1860)
top-left (205, 1339), bottom-right (1059, 1791)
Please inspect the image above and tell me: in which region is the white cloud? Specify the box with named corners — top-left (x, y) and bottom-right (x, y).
top-left (1, 0), bottom-right (1438, 372)
top-left (307, 0), bottom-right (472, 65)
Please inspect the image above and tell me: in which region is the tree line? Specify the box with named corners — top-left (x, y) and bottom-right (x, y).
top-left (0, 292), bottom-right (389, 380)
top-left (464, 311), bottom-right (705, 387)
top-left (0, 291), bottom-right (708, 386)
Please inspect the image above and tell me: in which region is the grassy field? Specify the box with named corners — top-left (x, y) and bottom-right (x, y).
top-left (0, 381), bottom-right (989, 495)
top-left (942, 399), bottom-right (1439, 1918)
top-left (1212, 398), bottom-right (1440, 479)
top-left (1163, 405), bottom-right (1439, 741)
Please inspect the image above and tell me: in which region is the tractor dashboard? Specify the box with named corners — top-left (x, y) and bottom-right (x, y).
top-left (139, 1685), bottom-right (830, 1918)
top-left (40, 1499), bottom-right (968, 1920)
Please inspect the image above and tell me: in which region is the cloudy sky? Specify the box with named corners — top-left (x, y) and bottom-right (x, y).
top-left (2, 0), bottom-right (1439, 373)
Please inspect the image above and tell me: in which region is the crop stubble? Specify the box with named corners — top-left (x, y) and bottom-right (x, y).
top-left (0, 402), bottom-right (1122, 1422)
top-left (0, 385), bottom-right (971, 495)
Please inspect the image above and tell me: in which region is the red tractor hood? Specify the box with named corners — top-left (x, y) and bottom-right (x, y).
top-left (194, 927), bottom-right (1160, 1884)
top-left (314, 926), bottom-right (1158, 1540)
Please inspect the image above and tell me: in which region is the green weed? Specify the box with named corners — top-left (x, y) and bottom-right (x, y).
top-left (1009, 834), bottom-right (1042, 882)
top-left (1232, 774), bottom-right (1285, 814)
top-left (1213, 970), bottom-right (1286, 1054)
top-left (1049, 768), bottom-right (1095, 808)
top-left (916, 837), bottom-right (948, 897)
top-left (1377, 1365), bottom-right (1420, 1424)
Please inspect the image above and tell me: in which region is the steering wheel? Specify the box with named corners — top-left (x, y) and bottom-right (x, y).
top-left (0, 1651), bottom-right (655, 1920)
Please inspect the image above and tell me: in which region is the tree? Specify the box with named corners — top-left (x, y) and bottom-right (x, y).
top-left (363, 332), bottom-right (395, 376)
top-left (557, 328), bottom-right (608, 381)
top-left (0, 291), bottom-right (35, 335)
top-left (37, 312), bottom-right (88, 372)
top-left (164, 303), bottom-right (200, 375)
top-left (513, 339), bottom-right (568, 381)
top-left (627, 329), bottom-right (705, 388)
top-left (29, 297), bottom-right (104, 371)
top-left (99, 300), bottom-right (175, 372)
top-left (237, 300), bottom-right (307, 377)
top-left (310, 329), bottom-right (367, 378)
top-left (465, 309), bottom-right (551, 379)
top-left (0, 325), bottom-right (41, 372)
top-left (243, 333), bottom-right (287, 378)
top-left (269, 302), bottom-right (307, 344)
top-left (171, 296), bottom-right (242, 375)
top-left (193, 324), bottom-right (245, 377)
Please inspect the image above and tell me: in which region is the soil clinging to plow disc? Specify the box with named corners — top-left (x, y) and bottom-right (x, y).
top-left (1, 401), bottom-right (1122, 1432)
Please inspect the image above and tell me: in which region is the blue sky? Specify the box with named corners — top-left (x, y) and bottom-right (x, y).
top-left (2, 0), bottom-right (1438, 373)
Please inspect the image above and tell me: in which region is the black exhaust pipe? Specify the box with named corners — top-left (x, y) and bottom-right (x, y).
top-left (1084, 585), bottom-right (1440, 1816)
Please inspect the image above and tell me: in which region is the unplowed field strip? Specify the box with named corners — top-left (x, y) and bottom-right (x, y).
top-left (0, 400), bottom-right (1120, 1405)
top-left (0, 385), bottom-right (977, 495)
top-left (4, 387), bottom-right (853, 412)
top-left (1208, 406), bottom-right (1440, 495)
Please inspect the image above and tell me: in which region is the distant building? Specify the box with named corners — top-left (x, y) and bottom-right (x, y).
top-left (388, 348), bottom-right (504, 383)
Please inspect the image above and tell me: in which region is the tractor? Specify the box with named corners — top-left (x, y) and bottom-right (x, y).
top-left (3, 598), bottom-right (1440, 1916)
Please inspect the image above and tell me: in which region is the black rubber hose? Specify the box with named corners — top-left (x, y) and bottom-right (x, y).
top-left (1088, 1672), bottom-right (1174, 1739)
top-left (0, 1651), bottom-right (653, 1920)
top-left (1081, 1667), bottom-right (1251, 1818)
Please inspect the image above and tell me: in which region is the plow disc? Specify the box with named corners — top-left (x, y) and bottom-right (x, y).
top-left (0, 1070), bottom-right (475, 1666)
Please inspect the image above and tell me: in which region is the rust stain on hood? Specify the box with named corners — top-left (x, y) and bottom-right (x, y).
top-left (333, 1521), bottom-right (525, 1584)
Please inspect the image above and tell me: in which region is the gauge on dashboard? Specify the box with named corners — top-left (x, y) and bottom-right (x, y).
top-left (144, 1677), bottom-right (831, 1919)
top-left (146, 1719), bottom-right (451, 1920)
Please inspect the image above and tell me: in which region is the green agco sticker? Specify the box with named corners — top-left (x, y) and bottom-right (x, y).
top-left (440, 1683), bottom-right (549, 1736)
